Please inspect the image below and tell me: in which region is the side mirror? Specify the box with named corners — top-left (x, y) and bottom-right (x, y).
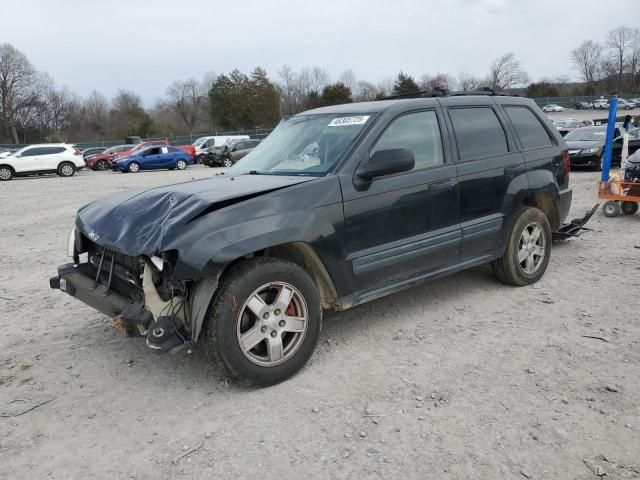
top-left (356, 148), bottom-right (415, 180)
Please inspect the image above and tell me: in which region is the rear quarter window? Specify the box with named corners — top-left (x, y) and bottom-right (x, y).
top-left (448, 107), bottom-right (509, 161)
top-left (504, 106), bottom-right (555, 149)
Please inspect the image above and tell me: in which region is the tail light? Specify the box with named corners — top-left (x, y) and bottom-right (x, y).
top-left (561, 149), bottom-right (570, 181)
top-left (74, 148), bottom-right (82, 156)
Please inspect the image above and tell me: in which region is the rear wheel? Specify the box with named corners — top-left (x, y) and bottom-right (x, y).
top-left (96, 160), bottom-right (109, 171)
top-left (127, 162), bottom-right (140, 173)
top-left (0, 165), bottom-right (14, 181)
top-left (201, 257), bottom-right (321, 386)
top-left (176, 159), bottom-right (187, 170)
top-left (603, 201), bottom-right (620, 217)
top-left (621, 201), bottom-right (638, 215)
top-left (58, 162), bottom-right (75, 177)
top-left (492, 207), bottom-right (552, 286)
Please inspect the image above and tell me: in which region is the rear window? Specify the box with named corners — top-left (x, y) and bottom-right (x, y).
top-left (449, 107), bottom-right (509, 161)
top-left (504, 106), bottom-right (554, 149)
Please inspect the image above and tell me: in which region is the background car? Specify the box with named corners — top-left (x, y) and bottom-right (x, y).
top-left (192, 135), bottom-right (250, 157)
top-left (564, 125), bottom-right (638, 169)
top-left (84, 144), bottom-right (136, 170)
top-left (593, 99), bottom-right (609, 110)
top-left (609, 98), bottom-right (636, 110)
top-left (630, 98), bottom-right (640, 105)
top-left (574, 101), bottom-right (594, 110)
top-left (0, 147), bottom-right (14, 159)
top-left (542, 104), bottom-right (564, 112)
top-left (554, 118), bottom-right (581, 136)
top-left (229, 139), bottom-right (261, 163)
top-left (81, 146), bottom-right (107, 160)
top-left (0, 143), bottom-right (85, 181)
top-left (113, 139), bottom-right (195, 160)
top-left (111, 145), bottom-right (193, 173)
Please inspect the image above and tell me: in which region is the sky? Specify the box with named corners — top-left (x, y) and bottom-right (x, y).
top-left (2, 0), bottom-right (636, 105)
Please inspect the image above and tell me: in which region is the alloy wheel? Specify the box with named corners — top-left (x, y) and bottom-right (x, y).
top-left (176, 160), bottom-right (187, 170)
top-left (518, 223), bottom-right (546, 275)
top-left (236, 282), bottom-right (308, 367)
top-left (224, 158), bottom-right (233, 168)
top-left (60, 164), bottom-right (74, 177)
top-left (0, 167), bottom-right (12, 180)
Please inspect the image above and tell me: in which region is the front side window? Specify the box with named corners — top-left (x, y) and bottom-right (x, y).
top-left (230, 114), bottom-right (371, 176)
top-left (371, 110), bottom-right (444, 171)
top-left (504, 106), bottom-right (554, 150)
top-left (20, 148), bottom-right (40, 157)
top-left (449, 107), bottom-right (509, 161)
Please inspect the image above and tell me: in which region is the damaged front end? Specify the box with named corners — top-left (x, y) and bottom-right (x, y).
top-left (50, 229), bottom-right (214, 354)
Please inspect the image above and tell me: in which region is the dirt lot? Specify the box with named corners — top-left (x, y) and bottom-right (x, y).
top-left (1, 166), bottom-right (639, 479)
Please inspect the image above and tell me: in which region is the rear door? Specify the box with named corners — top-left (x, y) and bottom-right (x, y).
top-left (40, 147), bottom-right (66, 169)
top-left (341, 108), bottom-right (461, 292)
top-left (442, 99), bottom-right (527, 259)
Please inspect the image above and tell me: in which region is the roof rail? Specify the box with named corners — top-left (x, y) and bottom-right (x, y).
top-left (380, 87), bottom-right (518, 101)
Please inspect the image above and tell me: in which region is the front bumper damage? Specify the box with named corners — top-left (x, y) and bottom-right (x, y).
top-left (49, 243), bottom-right (217, 354)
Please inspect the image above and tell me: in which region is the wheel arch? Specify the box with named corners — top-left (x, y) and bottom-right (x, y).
top-left (521, 191), bottom-right (560, 231)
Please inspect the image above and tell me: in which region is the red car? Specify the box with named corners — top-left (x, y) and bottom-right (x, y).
top-left (85, 144), bottom-right (136, 170)
top-left (113, 140), bottom-right (195, 160)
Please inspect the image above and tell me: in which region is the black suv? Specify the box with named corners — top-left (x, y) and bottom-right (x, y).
top-left (50, 91), bottom-right (572, 385)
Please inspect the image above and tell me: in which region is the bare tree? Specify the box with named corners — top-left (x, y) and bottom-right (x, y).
top-left (0, 43), bottom-right (43, 143)
top-left (628, 29), bottom-right (640, 90)
top-left (164, 78), bottom-right (206, 134)
top-left (338, 69), bottom-right (357, 91)
top-left (353, 81), bottom-right (380, 102)
top-left (419, 72), bottom-right (456, 91)
top-left (457, 72), bottom-right (482, 91)
top-left (606, 26), bottom-right (633, 91)
top-left (571, 40), bottom-right (603, 85)
top-left (277, 64), bottom-right (302, 115)
top-left (487, 53), bottom-right (529, 90)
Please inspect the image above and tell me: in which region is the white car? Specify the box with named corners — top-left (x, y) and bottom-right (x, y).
top-left (542, 104), bottom-right (564, 113)
top-left (0, 143), bottom-right (85, 181)
top-left (192, 135), bottom-right (250, 157)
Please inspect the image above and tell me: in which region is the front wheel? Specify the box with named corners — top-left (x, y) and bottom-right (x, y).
top-left (223, 158), bottom-right (233, 168)
top-left (492, 207), bottom-right (552, 286)
top-left (127, 162), bottom-right (140, 173)
top-left (0, 165), bottom-right (14, 181)
top-left (58, 162), bottom-right (75, 177)
top-left (201, 257), bottom-right (322, 386)
top-left (96, 160), bottom-right (109, 171)
top-left (176, 159), bottom-right (187, 170)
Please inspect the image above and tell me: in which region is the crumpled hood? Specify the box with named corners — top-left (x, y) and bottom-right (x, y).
top-left (76, 174), bottom-right (314, 256)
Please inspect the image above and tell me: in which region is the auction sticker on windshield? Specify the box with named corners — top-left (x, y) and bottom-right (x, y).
top-left (328, 116), bottom-right (370, 127)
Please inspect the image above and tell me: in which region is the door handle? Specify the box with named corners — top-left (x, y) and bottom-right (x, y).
top-left (504, 164), bottom-right (525, 175)
top-left (428, 180), bottom-right (456, 192)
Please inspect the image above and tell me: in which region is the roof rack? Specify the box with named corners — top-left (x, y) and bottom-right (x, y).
top-left (380, 87), bottom-right (517, 101)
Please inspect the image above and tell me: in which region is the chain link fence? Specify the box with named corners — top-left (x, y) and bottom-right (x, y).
top-left (0, 127), bottom-right (275, 151)
top-left (530, 93), bottom-right (640, 109)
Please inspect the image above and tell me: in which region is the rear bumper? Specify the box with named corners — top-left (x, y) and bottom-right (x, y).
top-left (557, 188), bottom-right (572, 226)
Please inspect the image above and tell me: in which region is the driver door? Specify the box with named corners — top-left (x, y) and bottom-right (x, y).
top-left (340, 109), bottom-right (461, 293)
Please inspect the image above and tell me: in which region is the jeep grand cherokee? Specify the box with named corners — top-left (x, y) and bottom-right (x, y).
top-left (50, 91), bottom-right (572, 385)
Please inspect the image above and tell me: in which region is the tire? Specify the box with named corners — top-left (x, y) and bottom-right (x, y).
top-left (57, 162), bottom-right (75, 177)
top-left (176, 159), bottom-right (187, 170)
top-left (96, 160), bottom-right (109, 171)
top-left (0, 165), bottom-right (14, 181)
top-left (127, 162), bottom-right (140, 173)
top-left (196, 154), bottom-right (204, 164)
top-left (603, 201), bottom-right (620, 218)
top-left (223, 158), bottom-right (233, 168)
top-left (201, 257), bottom-right (322, 386)
top-left (621, 201), bottom-right (638, 215)
top-left (492, 207), bottom-right (552, 286)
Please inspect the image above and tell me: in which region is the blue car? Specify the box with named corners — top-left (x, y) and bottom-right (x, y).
top-left (112, 145), bottom-right (193, 173)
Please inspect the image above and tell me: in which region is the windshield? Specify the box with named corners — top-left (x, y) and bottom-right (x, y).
top-left (229, 114), bottom-right (372, 176)
top-left (564, 129), bottom-right (606, 141)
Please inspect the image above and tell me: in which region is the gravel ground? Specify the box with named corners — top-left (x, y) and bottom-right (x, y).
top-left (1, 166), bottom-right (639, 479)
